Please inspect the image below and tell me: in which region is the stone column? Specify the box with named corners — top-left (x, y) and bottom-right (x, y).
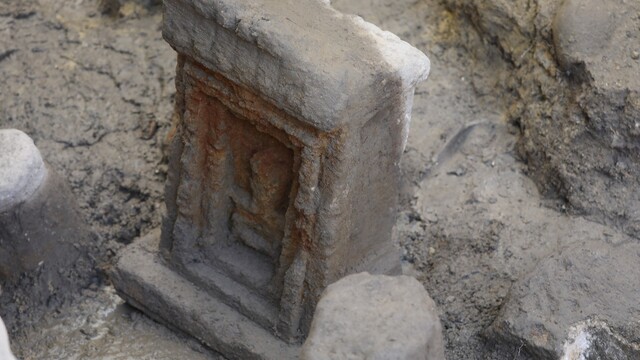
top-left (111, 0), bottom-right (430, 358)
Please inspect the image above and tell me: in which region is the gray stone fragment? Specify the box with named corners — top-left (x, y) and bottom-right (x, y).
top-left (561, 318), bottom-right (640, 360)
top-left (302, 273), bottom-right (445, 360)
top-left (0, 129), bottom-right (47, 213)
top-left (448, 0), bottom-right (640, 239)
top-left (486, 238), bottom-right (640, 359)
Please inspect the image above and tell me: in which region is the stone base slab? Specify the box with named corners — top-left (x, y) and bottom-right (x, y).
top-left (110, 231), bottom-right (300, 360)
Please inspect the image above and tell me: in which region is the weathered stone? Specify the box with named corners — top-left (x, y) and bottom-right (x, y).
top-left (553, 0), bottom-right (639, 90)
top-left (111, 0), bottom-right (430, 358)
top-left (486, 237), bottom-right (640, 359)
top-left (302, 273), bottom-right (444, 360)
top-left (0, 129), bottom-right (46, 213)
top-left (0, 129), bottom-right (94, 319)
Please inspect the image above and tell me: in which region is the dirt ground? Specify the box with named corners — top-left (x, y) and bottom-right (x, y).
top-left (1, 0), bottom-right (634, 359)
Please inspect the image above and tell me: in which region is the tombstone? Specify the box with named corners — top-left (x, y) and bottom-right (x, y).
top-left (111, 0), bottom-right (430, 358)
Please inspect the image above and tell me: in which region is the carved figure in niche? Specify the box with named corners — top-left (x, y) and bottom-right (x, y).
top-left (228, 121), bottom-right (294, 261)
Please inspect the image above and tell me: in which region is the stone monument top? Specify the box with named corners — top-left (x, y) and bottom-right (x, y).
top-left (163, 0), bottom-right (430, 131)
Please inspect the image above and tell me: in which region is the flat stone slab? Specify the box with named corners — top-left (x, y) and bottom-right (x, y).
top-left (110, 231), bottom-right (300, 360)
top-left (302, 273), bottom-right (444, 360)
top-left (0, 129), bottom-right (46, 212)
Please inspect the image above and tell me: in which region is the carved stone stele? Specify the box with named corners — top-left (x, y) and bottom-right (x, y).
top-left (111, 0), bottom-right (430, 358)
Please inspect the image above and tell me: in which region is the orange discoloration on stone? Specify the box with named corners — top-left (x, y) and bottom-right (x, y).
top-left (181, 61), bottom-right (314, 281)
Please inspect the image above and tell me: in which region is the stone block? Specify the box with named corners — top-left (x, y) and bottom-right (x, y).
top-left (111, 0), bottom-right (430, 358)
top-left (302, 273), bottom-right (445, 360)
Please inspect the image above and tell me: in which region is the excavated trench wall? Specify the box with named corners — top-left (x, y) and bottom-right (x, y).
top-left (444, 0), bottom-right (640, 237)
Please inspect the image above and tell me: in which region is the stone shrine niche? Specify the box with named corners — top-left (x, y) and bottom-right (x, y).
top-left (111, 0), bottom-right (430, 358)
top-left (174, 63), bottom-right (307, 317)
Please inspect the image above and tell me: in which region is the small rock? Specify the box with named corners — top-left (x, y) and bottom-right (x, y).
top-left (632, 50), bottom-right (639, 60)
top-left (447, 166), bottom-right (467, 177)
top-left (79, 325), bottom-right (98, 339)
top-left (98, 0), bottom-right (122, 16)
top-left (425, 212), bottom-right (438, 223)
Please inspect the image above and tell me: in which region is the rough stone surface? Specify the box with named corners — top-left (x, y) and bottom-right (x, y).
top-left (162, 0), bottom-right (429, 132)
top-left (10, 0), bottom-right (640, 359)
top-left (487, 237), bottom-right (640, 359)
top-left (0, 131), bottom-right (94, 328)
top-left (0, 129), bottom-right (47, 212)
top-left (554, 0), bottom-right (639, 90)
top-left (0, 166), bottom-right (89, 277)
top-left (113, 0), bottom-right (430, 356)
top-left (112, 231), bottom-right (299, 360)
top-left (302, 273), bottom-right (444, 360)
